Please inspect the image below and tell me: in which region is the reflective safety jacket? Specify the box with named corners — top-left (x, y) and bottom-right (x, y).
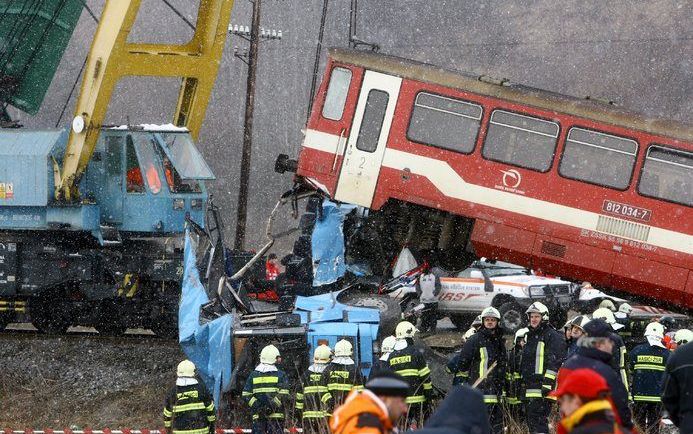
top-left (321, 361), bottom-right (365, 409)
top-left (506, 344), bottom-right (524, 406)
top-left (163, 380), bottom-right (216, 434)
top-left (628, 342), bottom-right (669, 403)
top-left (297, 364), bottom-right (330, 419)
top-left (446, 351), bottom-right (467, 386)
top-left (387, 340), bottom-right (432, 405)
top-left (452, 327), bottom-right (507, 404)
top-left (519, 323), bottom-right (566, 400)
top-left (609, 332), bottom-right (630, 393)
top-left (242, 368), bottom-right (290, 421)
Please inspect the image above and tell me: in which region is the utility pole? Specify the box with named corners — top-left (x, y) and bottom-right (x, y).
top-left (234, 0), bottom-right (261, 251)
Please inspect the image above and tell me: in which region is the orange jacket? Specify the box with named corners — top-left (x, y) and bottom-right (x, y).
top-left (330, 389), bottom-right (393, 434)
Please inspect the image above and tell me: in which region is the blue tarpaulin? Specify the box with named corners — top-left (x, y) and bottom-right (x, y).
top-left (311, 201), bottom-right (356, 286)
top-left (179, 230), bottom-right (233, 407)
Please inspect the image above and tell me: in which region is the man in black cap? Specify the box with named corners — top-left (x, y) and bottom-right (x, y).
top-left (556, 319), bottom-right (634, 432)
top-left (330, 371), bottom-right (410, 434)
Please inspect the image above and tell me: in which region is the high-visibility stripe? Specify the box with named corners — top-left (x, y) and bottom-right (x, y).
top-left (248, 397), bottom-right (257, 407)
top-left (302, 411), bottom-right (326, 418)
top-left (535, 342), bottom-right (545, 375)
top-left (296, 393), bottom-right (304, 399)
top-left (164, 421), bottom-right (172, 428)
top-left (526, 389), bottom-right (543, 398)
top-left (544, 369), bottom-right (557, 380)
top-left (253, 376), bottom-right (279, 384)
top-left (395, 369), bottom-right (420, 377)
top-left (328, 383), bottom-right (356, 391)
top-left (295, 402), bottom-right (304, 409)
top-left (163, 408), bottom-right (172, 417)
top-left (170, 428), bottom-right (209, 434)
top-left (321, 393), bottom-right (332, 403)
top-left (252, 413), bottom-right (285, 420)
top-left (633, 395), bottom-right (662, 402)
top-left (483, 395), bottom-right (499, 404)
top-left (634, 364), bottom-right (666, 371)
top-left (252, 387), bottom-right (280, 393)
top-left (242, 391), bottom-right (252, 397)
top-left (205, 403), bottom-right (215, 412)
top-left (278, 389), bottom-right (290, 395)
top-left (303, 386), bottom-right (328, 393)
top-left (423, 383), bottom-right (433, 390)
top-left (419, 366), bottom-right (431, 377)
top-left (405, 395), bottom-right (426, 404)
top-left (207, 416), bottom-right (216, 422)
top-left (479, 347), bottom-right (488, 379)
top-left (173, 402), bottom-right (206, 413)
top-left (455, 371), bottom-right (469, 378)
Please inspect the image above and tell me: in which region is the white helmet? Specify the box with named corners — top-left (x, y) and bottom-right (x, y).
top-left (260, 344), bottom-right (281, 364)
top-left (463, 327), bottom-right (477, 340)
top-left (481, 307), bottom-right (501, 320)
top-left (644, 322), bottom-right (665, 340)
top-left (395, 321), bottom-right (418, 339)
top-left (592, 308), bottom-right (617, 324)
top-left (334, 339), bottom-right (353, 357)
top-left (598, 299), bottom-right (617, 312)
top-left (618, 303), bottom-right (633, 314)
top-left (514, 327), bottom-right (529, 345)
top-left (526, 302), bottom-right (549, 321)
top-left (674, 329), bottom-right (693, 345)
top-left (177, 359), bottom-right (196, 378)
top-left (313, 344), bottom-right (332, 363)
top-left (381, 336), bottom-right (397, 354)
top-left (570, 315), bottom-right (590, 331)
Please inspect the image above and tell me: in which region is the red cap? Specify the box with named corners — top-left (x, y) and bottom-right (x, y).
top-left (550, 369), bottom-right (609, 399)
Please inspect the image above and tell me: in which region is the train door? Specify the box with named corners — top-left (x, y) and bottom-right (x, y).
top-left (102, 135), bottom-right (124, 224)
top-left (334, 70), bottom-right (402, 207)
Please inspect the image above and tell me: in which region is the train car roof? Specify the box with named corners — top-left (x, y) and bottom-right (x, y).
top-left (330, 48), bottom-right (693, 144)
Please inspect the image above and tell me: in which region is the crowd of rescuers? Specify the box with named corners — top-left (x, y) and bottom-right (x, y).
top-left (164, 306), bottom-right (693, 434)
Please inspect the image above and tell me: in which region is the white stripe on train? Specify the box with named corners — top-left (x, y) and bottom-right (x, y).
top-left (302, 129), bottom-right (692, 255)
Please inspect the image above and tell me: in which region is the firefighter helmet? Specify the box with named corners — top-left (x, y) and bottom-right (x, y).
top-left (260, 344), bottom-right (281, 364)
top-left (570, 315), bottom-right (590, 331)
top-left (618, 303), bottom-right (633, 314)
top-left (481, 307), bottom-right (501, 320)
top-left (471, 315), bottom-right (483, 328)
top-left (514, 327), bottom-right (529, 345)
top-left (463, 327), bottom-right (477, 340)
top-left (177, 359), bottom-right (196, 378)
top-left (334, 339), bottom-right (353, 357)
top-left (674, 329), bottom-right (693, 345)
top-left (598, 299), bottom-right (617, 312)
top-left (381, 336), bottom-right (397, 354)
top-left (644, 322), bottom-right (665, 340)
top-left (526, 302), bottom-right (549, 321)
top-left (313, 344), bottom-right (332, 363)
top-left (592, 308), bottom-right (617, 324)
top-left (395, 321), bottom-right (418, 339)
top-left (659, 315), bottom-right (676, 331)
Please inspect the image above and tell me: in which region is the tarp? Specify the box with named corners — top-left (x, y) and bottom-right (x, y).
top-left (179, 230), bottom-right (233, 407)
top-left (311, 201), bottom-right (356, 286)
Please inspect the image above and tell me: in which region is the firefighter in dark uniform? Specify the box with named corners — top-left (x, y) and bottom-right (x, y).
top-left (321, 339), bottom-right (365, 411)
top-left (629, 322), bottom-right (670, 433)
top-left (372, 336), bottom-right (397, 375)
top-left (520, 302), bottom-right (566, 434)
top-left (296, 344), bottom-right (332, 433)
top-left (593, 307), bottom-right (630, 390)
top-left (615, 302), bottom-right (633, 342)
top-left (242, 345), bottom-right (290, 434)
top-left (163, 360), bottom-right (216, 434)
top-left (663, 341), bottom-right (693, 433)
top-left (451, 307), bottom-right (507, 434)
top-left (506, 327), bottom-right (528, 420)
top-left (388, 320), bottom-right (433, 428)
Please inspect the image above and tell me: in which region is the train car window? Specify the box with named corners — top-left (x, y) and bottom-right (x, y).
top-left (638, 146), bottom-right (692, 206)
top-left (125, 136), bottom-right (145, 193)
top-left (407, 92), bottom-right (482, 153)
top-left (482, 110), bottom-right (559, 172)
top-left (559, 127), bottom-right (637, 190)
top-left (355, 89), bottom-right (389, 153)
top-left (322, 67), bottom-right (352, 121)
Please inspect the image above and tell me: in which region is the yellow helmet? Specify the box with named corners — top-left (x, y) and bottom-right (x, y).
top-left (313, 344), bottom-right (332, 363)
top-left (381, 336), bottom-right (397, 354)
top-left (177, 359), bottom-right (196, 378)
top-left (260, 344), bottom-right (281, 364)
top-left (395, 321), bottom-right (418, 339)
top-left (334, 339), bottom-right (353, 357)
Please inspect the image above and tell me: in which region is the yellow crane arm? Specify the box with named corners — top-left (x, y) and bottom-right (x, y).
top-left (57, 0), bottom-right (234, 201)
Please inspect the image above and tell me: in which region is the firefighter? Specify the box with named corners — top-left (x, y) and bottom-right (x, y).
top-left (388, 320), bottom-right (433, 428)
top-left (599, 299), bottom-right (617, 312)
top-left (329, 371), bottom-right (410, 434)
top-left (322, 339), bottom-right (365, 410)
top-left (297, 344), bottom-right (332, 433)
top-left (673, 329), bottom-right (693, 347)
top-left (163, 360), bottom-right (216, 434)
top-left (450, 306), bottom-right (506, 433)
top-left (417, 267), bottom-right (441, 333)
top-left (242, 345), bottom-right (290, 434)
top-left (507, 327), bottom-right (529, 419)
top-left (373, 335), bottom-right (397, 374)
top-left (629, 322), bottom-right (669, 433)
top-left (566, 315), bottom-right (589, 358)
top-left (592, 307), bottom-right (629, 389)
top-left (662, 339), bottom-right (693, 433)
top-left (659, 315), bottom-right (677, 350)
top-left (614, 303), bottom-right (633, 341)
top-left (520, 302), bottom-right (567, 434)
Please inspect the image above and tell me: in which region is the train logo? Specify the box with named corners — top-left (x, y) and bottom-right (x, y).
top-left (501, 169), bottom-right (522, 188)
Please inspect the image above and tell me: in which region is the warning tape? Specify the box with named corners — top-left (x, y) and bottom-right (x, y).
top-left (2, 429), bottom-right (302, 434)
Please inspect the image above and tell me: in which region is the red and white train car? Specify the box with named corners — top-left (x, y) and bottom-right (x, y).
top-left (285, 49), bottom-right (693, 310)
